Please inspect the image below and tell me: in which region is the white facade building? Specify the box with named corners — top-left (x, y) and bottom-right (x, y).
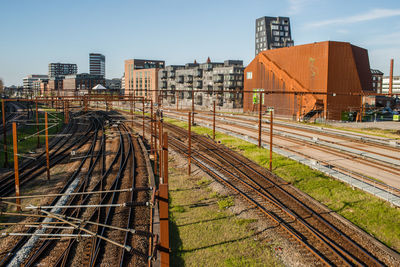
top-left (382, 76), bottom-right (400, 94)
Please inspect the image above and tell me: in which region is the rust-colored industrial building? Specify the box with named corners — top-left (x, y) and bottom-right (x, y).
top-left (244, 41), bottom-right (373, 120)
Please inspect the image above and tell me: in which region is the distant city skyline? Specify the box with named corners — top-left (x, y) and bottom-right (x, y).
top-left (1, 0), bottom-right (400, 86)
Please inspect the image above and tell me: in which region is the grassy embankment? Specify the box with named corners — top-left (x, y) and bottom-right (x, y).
top-left (165, 117), bottom-right (400, 253)
top-left (0, 107), bottom-right (64, 167)
top-left (169, 156), bottom-right (282, 266)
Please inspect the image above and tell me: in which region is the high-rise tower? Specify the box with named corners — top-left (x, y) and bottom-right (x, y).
top-left (89, 53), bottom-right (105, 77)
top-left (255, 16), bottom-right (294, 55)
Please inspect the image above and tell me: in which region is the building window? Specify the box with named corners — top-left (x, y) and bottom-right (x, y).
top-left (284, 26), bottom-right (289, 31)
top-left (246, 72), bottom-right (252, 79)
top-left (271, 24), bottom-right (279, 30)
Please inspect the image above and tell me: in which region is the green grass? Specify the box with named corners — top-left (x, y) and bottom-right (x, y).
top-left (217, 196), bottom-right (234, 210)
top-left (169, 158), bottom-right (282, 267)
top-left (0, 110), bottom-right (64, 167)
top-left (165, 117), bottom-right (400, 252)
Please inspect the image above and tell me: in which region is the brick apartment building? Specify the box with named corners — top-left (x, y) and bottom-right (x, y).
top-left (124, 59), bottom-right (165, 102)
top-left (63, 73), bottom-right (105, 96)
top-left (371, 69), bottom-right (384, 93)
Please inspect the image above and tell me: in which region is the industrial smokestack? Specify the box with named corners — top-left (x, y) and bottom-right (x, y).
top-left (389, 59), bottom-right (394, 96)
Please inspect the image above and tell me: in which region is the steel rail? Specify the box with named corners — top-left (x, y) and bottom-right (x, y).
top-left (23, 115), bottom-right (106, 266)
top-left (165, 122), bottom-right (384, 266)
top-left (0, 115), bottom-right (99, 266)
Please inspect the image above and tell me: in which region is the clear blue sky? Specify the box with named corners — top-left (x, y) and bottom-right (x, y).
top-left (1, 0), bottom-right (400, 86)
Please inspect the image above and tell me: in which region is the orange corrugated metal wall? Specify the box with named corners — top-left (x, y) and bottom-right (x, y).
top-left (244, 41), bottom-right (370, 120)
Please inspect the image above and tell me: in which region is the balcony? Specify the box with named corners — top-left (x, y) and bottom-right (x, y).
top-left (185, 75), bottom-right (193, 83)
top-left (224, 81), bottom-right (236, 88)
top-left (213, 74), bottom-right (223, 83)
top-left (195, 69), bottom-right (203, 78)
top-left (160, 70), bottom-right (167, 79)
top-left (195, 80), bottom-right (202, 88)
top-left (168, 71), bottom-right (175, 78)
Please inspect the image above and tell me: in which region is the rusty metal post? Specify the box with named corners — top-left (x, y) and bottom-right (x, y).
top-left (130, 98), bottom-right (133, 128)
top-left (35, 99), bottom-right (40, 148)
top-left (151, 100), bottom-right (154, 153)
top-left (163, 132), bottom-right (168, 184)
top-left (45, 112), bottom-right (50, 180)
top-left (389, 59), bottom-right (394, 96)
top-left (159, 120), bottom-right (163, 179)
top-left (176, 91), bottom-right (179, 111)
top-left (12, 122), bottom-right (21, 211)
top-left (213, 100), bottom-right (216, 140)
top-left (258, 92), bottom-right (262, 147)
top-left (158, 183), bottom-right (169, 266)
top-left (154, 114), bottom-right (158, 176)
top-left (188, 112), bottom-right (191, 176)
top-left (300, 93), bottom-right (303, 121)
top-left (2, 99), bottom-right (8, 167)
top-left (269, 110), bottom-right (273, 171)
top-left (65, 100), bottom-right (69, 124)
top-left (84, 96), bottom-right (88, 113)
top-left (142, 98), bottom-right (145, 137)
top-left (191, 90), bottom-right (194, 125)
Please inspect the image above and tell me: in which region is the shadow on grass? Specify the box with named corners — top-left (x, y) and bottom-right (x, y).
top-left (178, 229), bottom-right (270, 253)
top-left (334, 200), bottom-right (362, 213)
top-left (170, 217), bottom-right (184, 267)
top-left (177, 214), bottom-right (235, 227)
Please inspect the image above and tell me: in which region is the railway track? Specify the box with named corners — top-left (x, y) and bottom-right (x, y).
top-left (162, 109), bottom-right (400, 191)
top-left (129, 116), bottom-right (397, 266)
top-left (0, 110), bottom-right (151, 266)
top-left (0, 102), bottom-right (32, 135)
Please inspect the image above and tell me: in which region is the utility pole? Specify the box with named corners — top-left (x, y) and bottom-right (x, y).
top-left (188, 112), bottom-right (191, 176)
top-left (150, 100), bottom-right (153, 154)
top-left (176, 91), bottom-right (179, 111)
top-left (258, 92), bottom-right (263, 147)
top-left (191, 90), bottom-right (194, 125)
top-left (12, 122), bottom-right (21, 211)
top-left (213, 100), bottom-right (216, 140)
top-left (163, 132), bottom-right (168, 184)
top-left (2, 99), bottom-right (8, 167)
top-left (45, 112), bottom-right (50, 180)
top-left (269, 109), bottom-right (273, 171)
top-left (142, 98), bottom-right (145, 138)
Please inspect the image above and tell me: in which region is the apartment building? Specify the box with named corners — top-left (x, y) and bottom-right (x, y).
top-left (370, 69), bottom-right (384, 93)
top-left (48, 63), bottom-right (77, 78)
top-left (124, 59), bottom-right (165, 102)
top-left (63, 73), bottom-right (105, 96)
top-left (382, 76), bottom-right (400, 95)
top-left (159, 59), bottom-right (244, 110)
top-left (255, 16), bottom-right (294, 55)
